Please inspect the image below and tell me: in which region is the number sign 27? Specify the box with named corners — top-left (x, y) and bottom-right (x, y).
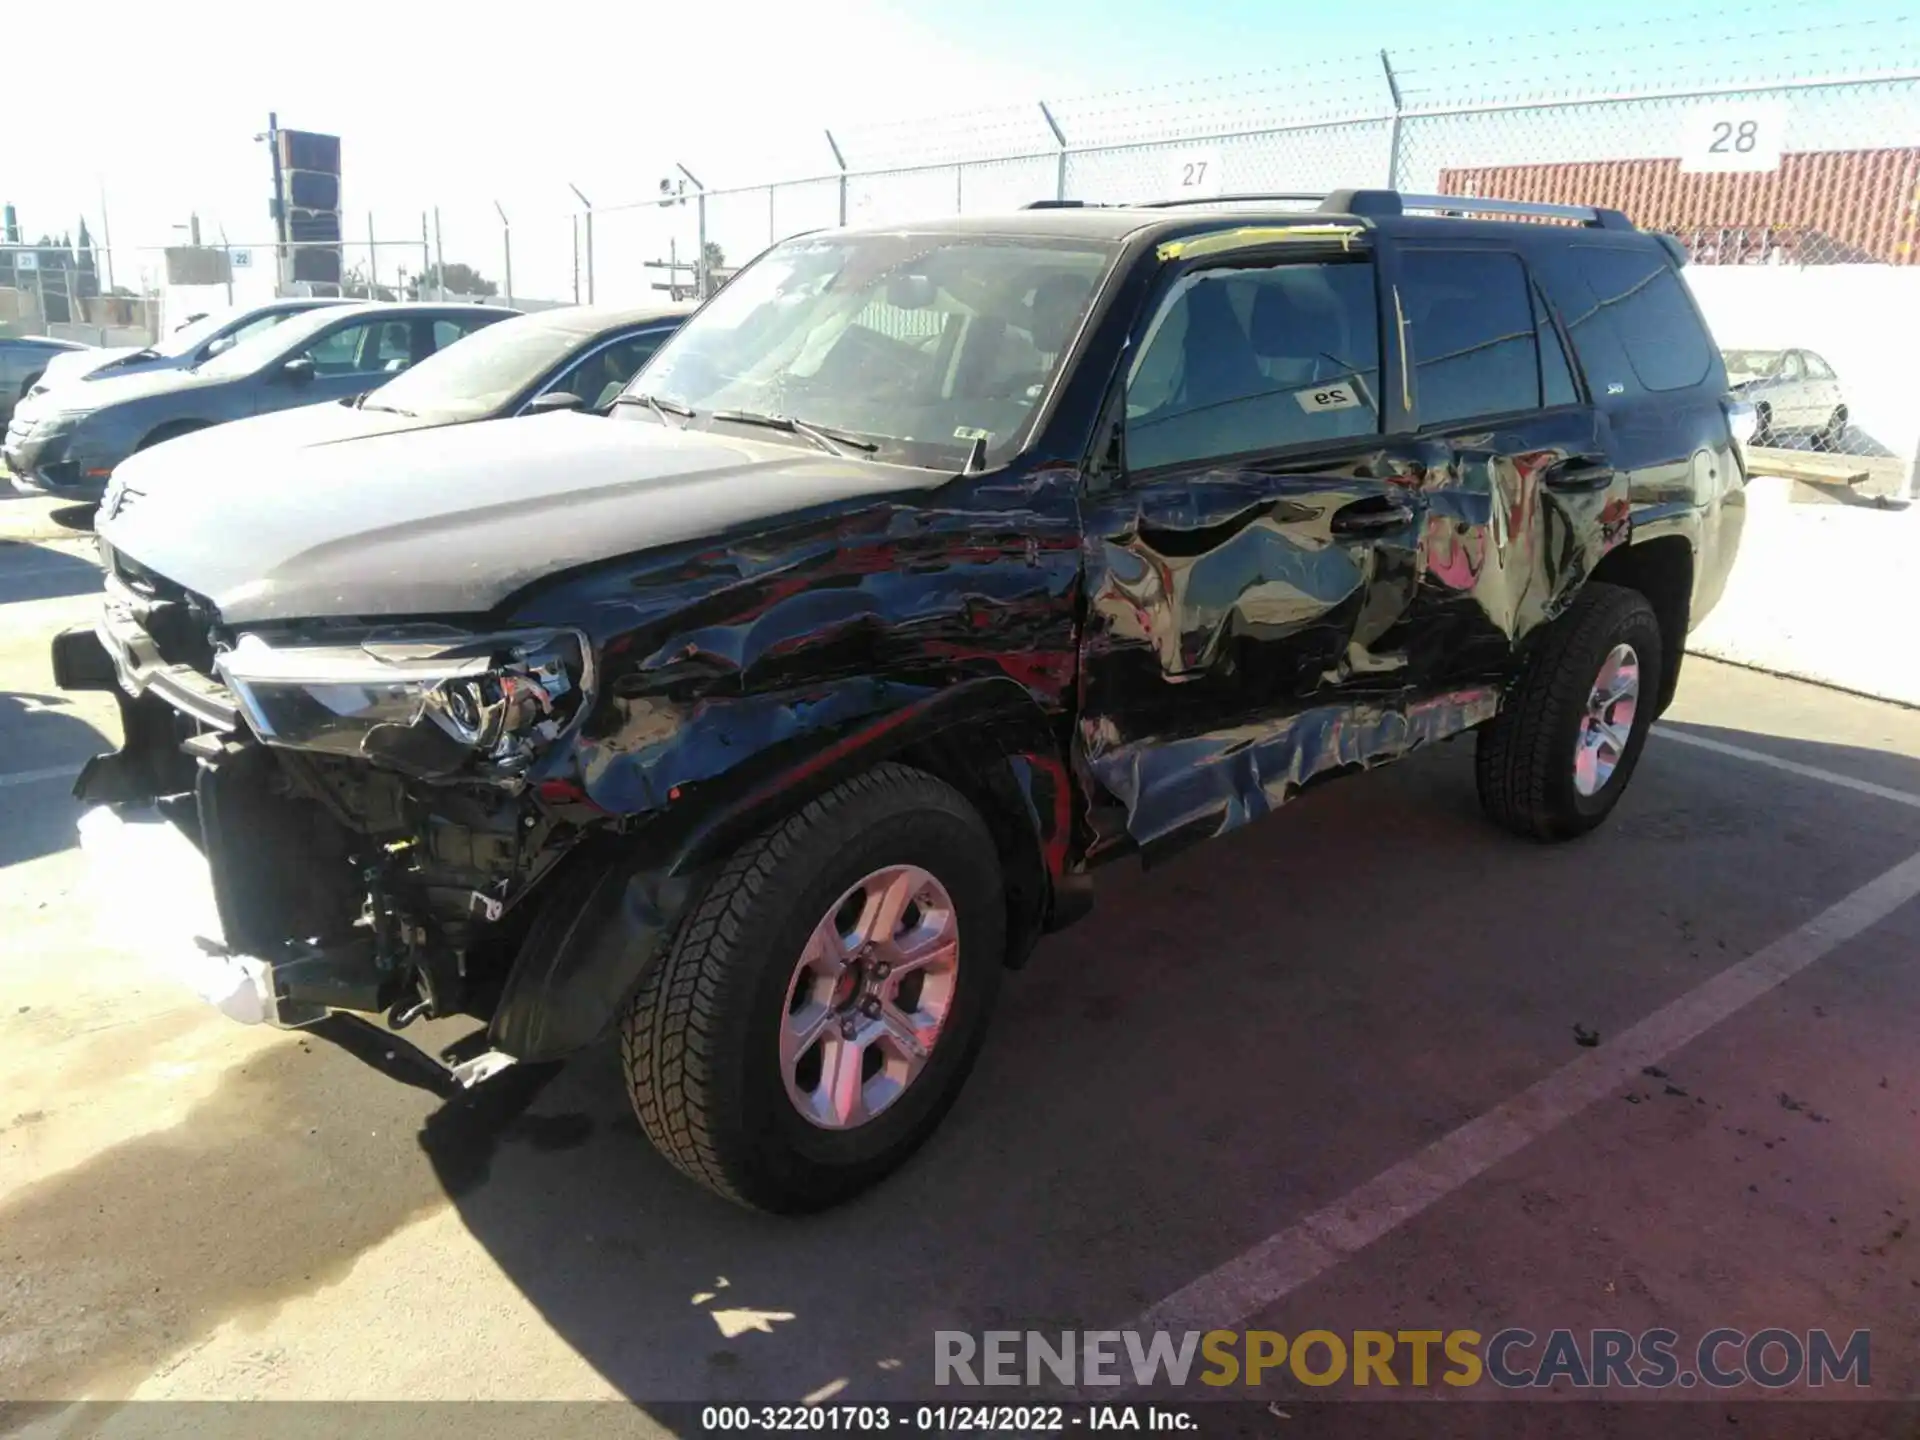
top-left (1167, 150), bottom-right (1223, 198)
top-left (1679, 103), bottom-right (1786, 174)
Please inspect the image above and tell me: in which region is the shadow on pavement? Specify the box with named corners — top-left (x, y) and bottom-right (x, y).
top-left (0, 542), bottom-right (101, 603)
top-left (0, 691), bottom-right (108, 866)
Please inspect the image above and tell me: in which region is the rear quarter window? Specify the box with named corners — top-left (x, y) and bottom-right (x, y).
top-left (1571, 246), bottom-right (1715, 394)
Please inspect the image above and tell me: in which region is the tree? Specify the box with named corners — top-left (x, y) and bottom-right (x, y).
top-left (407, 261), bottom-right (496, 299)
top-left (702, 241), bottom-right (725, 272)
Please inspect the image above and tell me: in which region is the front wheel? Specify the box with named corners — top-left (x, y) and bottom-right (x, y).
top-left (621, 762), bottom-right (1006, 1212)
top-left (1476, 583), bottom-right (1664, 841)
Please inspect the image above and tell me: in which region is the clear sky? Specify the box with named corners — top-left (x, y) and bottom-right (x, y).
top-left (4, 0), bottom-right (1913, 300)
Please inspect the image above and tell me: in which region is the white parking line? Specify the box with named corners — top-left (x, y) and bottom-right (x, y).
top-left (1656, 727), bottom-right (1920, 811)
top-left (0, 763), bottom-right (83, 790)
top-left (1127, 845), bottom-right (1920, 1338)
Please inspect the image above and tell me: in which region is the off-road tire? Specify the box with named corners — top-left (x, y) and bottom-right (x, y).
top-left (1476, 582), bottom-right (1663, 842)
top-left (621, 762), bottom-right (1006, 1213)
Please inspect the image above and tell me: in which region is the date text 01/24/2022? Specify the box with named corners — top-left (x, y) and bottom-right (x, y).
top-left (697, 1406), bottom-right (1197, 1431)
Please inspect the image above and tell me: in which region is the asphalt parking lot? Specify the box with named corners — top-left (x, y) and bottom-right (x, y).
top-left (3, 489), bottom-right (1918, 1433)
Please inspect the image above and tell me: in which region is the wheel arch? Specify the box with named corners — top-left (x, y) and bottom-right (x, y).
top-left (1589, 534), bottom-right (1694, 715)
top-left (489, 677), bottom-right (1080, 1062)
top-left (136, 418), bottom-right (213, 451)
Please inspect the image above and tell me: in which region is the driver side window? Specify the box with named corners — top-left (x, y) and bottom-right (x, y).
top-left (1125, 259), bottom-right (1382, 472)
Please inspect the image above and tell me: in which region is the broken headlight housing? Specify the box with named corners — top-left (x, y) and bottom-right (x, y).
top-left (214, 627), bottom-right (596, 779)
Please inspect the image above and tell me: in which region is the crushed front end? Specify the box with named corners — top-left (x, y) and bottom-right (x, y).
top-left (57, 545), bottom-right (603, 1057)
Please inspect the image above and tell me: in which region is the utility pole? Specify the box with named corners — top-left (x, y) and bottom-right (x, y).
top-left (571, 214), bottom-right (580, 304)
top-left (433, 206), bottom-right (446, 298)
top-left (367, 212), bottom-right (379, 297)
top-left (266, 111), bottom-right (288, 294)
top-left (1380, 50), bottom-right (1406, 191)
top-left (218, 223), bottom-right (233, 305)
top-left (568, 182), bottom-right (593, 303)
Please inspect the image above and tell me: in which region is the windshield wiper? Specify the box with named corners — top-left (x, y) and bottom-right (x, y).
top-left (710, 409), bottom-right (878, 457)
top-left (612, 392), bottom-right (694, 427)
top-left (359, 401), bottom-right (418, 416)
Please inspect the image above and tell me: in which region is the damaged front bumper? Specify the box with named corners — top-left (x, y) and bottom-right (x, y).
top-left (56, 613), bottom-right (632, 1065)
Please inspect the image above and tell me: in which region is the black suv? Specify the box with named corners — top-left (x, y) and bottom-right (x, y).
top-left (55, 189), bottom-right (1747, 1213)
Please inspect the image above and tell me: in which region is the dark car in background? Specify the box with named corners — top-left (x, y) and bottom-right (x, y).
top-left (137, 301), bottom-right (693, 463)
top-left (0, 334), bottom-right (89, 428)
top-left (26, 298), bottom-right (351, 399)
top-left (4, 301), bottom-right (516, 499)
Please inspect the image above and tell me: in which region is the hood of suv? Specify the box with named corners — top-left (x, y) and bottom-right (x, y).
top-left (99, 412), bottom-right (944, 624)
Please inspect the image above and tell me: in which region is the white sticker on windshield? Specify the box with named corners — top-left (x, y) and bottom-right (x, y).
top-left (1293, 382), bottom-right (1362, 413)
top-left (953, 426), bottom-right (994, 442)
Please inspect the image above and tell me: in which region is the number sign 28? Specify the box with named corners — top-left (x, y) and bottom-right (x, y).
top-left (1679, 104), bottom-right (1786, 174)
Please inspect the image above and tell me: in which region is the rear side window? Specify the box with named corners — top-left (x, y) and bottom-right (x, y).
top-left (1399, 250), bottom-right (1539, 426)
top-left (1573, 247), bottom-right (1713, 393)
top-left (1126, 260), bottom-right (1381, 471)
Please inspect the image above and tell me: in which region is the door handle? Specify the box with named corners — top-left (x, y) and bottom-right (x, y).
top-left (1543, 454), bottom-right (1616, 492)
top-left (1329, 496), bottom-right (1415, 535)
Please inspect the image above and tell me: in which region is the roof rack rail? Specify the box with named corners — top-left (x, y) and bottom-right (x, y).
top-left (1022, 199), bottom-right (1095, 209)
top-left (1132, 188), bottom-right (1636, 231)
top-left (1139, 192), bottom-right (1327, 210)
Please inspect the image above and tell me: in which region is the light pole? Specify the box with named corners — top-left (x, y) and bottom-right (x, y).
top-left (568, 182), bottom-right (593, 303)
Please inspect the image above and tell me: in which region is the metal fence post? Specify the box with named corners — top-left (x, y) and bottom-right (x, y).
top-left (1380, 49), bottom-right (1405, 190)
top-left (826, 130), bottom-right (849, 226)
top-left (768, 185), bottom-right (776, 245)
top-left (1040, 101), bottom-right (1068, 201)
top-left (568, 184), bottom-right (594, 304)
top-left (367, 213), bottom-right (379, 297)
top-left (420, 213), bottom-right (430, 300)
top-left (495, 200), bottom-right (513, 308)
top-left (677, 163), bottom-right (707, 299)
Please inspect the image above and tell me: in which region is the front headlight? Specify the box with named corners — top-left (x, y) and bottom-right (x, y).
top-left (29, 408), bottom-right (89, 438)
top-left (214, 626), bottom-right (596, 779)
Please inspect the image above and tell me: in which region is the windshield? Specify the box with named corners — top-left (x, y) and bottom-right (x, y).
top-left (1722, 349), bottom-right (1784, 382)
top-left (151, 310), bottom-right (239, 358)
top-left (192, 307), bottom-right (359, 379)
top-left (362, 313), bottom-right (593, 420)
top-left (632, 232), bottom-right (1117, 469)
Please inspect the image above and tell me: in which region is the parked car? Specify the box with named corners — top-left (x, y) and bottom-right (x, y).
top-left (56, 190), bottom-right (1745, 1213)
top-left (0, 334), bottom-right (89, 428)
top-left (144, 301), bottom-right (694, 460)
top-left (1722, 347), bottom-right (1847, 448)
top-left (26, 298), bottom-right (352, 399)
top-left (4, 301), bottom-right (517, 499)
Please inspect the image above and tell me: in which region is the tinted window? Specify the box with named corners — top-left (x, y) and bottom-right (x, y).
top-left (1803, 352), bottom-right (1835, 379)
top-left (1533, 286), bottom-right (1579, 407)
top-left (303, 322), bottom-right (379, 375)
top-left (432, 317), bottom-right (497, 351)
top-left (1125, 260), bottom-right (1381, 471)
top-left (1574, 246), bottom-right (1713, 393)
top-left (1400, 250), bottom-right (1538, 427)
top-left (549, 330), bottom-right (673, 410)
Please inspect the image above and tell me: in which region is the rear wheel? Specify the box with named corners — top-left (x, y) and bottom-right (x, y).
top-left (1751, 403), bottom-right (1773, 447)
top-left (621, 762), bottom-right (1006, 1212)
top-left (1814, 405), bottom-right (1848, 452)
top-left (1476, 583), bottom-right (1663, 841)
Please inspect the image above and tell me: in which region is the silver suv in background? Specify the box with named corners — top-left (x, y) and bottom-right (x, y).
top-left (1722, 347), bottom-right (1847, 449)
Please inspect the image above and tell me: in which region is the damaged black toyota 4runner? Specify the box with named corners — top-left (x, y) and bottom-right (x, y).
top-left (56, 190), bottom-right (1748, 1212)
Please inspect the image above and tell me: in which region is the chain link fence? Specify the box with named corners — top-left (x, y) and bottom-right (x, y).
top-left (546, 19), bottom-right (1919, 488)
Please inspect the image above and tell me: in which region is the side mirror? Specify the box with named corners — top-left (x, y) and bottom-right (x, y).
top-left (525, 391), bottom-right (583, 414)
top-left (280, 357), bottom-right (316, 384)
